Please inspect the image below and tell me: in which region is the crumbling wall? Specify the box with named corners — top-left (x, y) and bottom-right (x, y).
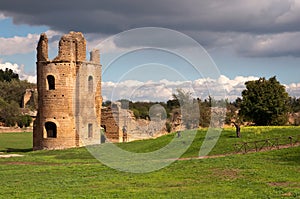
top-left (22, 89), bottom-right (38, 109)
top-left (36, 33), bottom-right (48, 62)
top-left (101, 103), bottom-right (168, 143)
top-left (53, 31), bottom-right (86, 62)
top-left (101, 103), bottom-right (122, 142)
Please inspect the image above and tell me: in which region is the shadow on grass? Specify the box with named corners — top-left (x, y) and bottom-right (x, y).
top-left (1, 148), bottom-right (33, 153)
top-left (271, 146), bottom-right (300, 166)
top-left (54, 151), bottom-right (95, 160)
top-left (228, 135), bottom-right (239, 138)
top-left (281, 153), bottom-right (300, 165)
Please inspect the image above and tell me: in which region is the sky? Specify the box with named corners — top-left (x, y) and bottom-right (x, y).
top-left (0, 0), bottom-right (300, 102)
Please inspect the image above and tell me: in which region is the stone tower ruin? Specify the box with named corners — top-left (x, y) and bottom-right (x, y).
top-left (33, 31), bottom-right (102, 150)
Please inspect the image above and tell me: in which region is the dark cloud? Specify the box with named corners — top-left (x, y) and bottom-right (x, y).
top-left (1, 0), bottom-right (300, 57)
top-left (0, 0), bottom-right (183, 34)
top-left (1, 0), bottom-right (300, 34)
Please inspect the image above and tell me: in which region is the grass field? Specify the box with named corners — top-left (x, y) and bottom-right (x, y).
top-left (0, 127), bottom-right (299, 198)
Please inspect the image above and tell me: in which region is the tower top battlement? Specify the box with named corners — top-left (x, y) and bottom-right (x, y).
top-left (37, 31), bottom-right (100, 64)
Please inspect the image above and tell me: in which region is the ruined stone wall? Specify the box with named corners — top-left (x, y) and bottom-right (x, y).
top-left (33, 32), bottom-right (102, 150)
top-left (101, 105), bottom-right (122, 142)
top-left (36, 33), bottom-right (48, 62)
top-left (54, 32), bottom-right (86, 62)
top-left (22, 89), bottom-right (38, 109)
top-left (101, 103), bottom-right (168, 143)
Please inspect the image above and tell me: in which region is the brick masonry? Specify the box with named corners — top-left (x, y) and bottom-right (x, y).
top-left (33, 32), bottom-right (102, 150)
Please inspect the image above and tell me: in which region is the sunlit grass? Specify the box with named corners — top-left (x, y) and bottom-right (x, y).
top-left (0, 127), bottom-right (299, 198)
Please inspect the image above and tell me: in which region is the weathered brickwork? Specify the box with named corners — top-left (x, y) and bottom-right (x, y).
top-left (33, 32), bottom-right (102, 150)
top-left (101, 105), bottom-right (122, 143)
top-left (101, 102), bottom-right (168, 143)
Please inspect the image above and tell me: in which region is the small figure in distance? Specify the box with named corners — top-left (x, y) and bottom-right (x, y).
top-left (177, 131), bottom-right (181, 138)
top-left (232, 122), bottom-right (241, 138)
top-left (122, 125), bottom-right (127, 142)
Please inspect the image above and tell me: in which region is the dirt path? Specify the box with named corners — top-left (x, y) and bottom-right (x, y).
top-left (0, 153), bottom-right (24, 158)
top-left (0, 127), bottom-right (32, 133)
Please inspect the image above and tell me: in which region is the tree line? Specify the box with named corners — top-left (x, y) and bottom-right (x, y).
top-left (103, 76), bottom-right (299, 127)
top-left (0, 68), bottom-right (35, 127)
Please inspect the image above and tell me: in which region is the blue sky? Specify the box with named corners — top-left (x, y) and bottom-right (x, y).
top-left (0, 0), bottom-right (300, 101)
top-left (0, 17), bottom-right (48, 38)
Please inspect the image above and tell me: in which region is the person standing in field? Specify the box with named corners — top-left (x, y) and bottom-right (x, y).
top-left (122, 125), bottom-right (128, 142)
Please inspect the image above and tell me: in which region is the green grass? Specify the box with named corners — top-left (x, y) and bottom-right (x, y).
top-left (0, 127), bottom-right (299, 198)
top-left (118, 126), bottom-right (300, 157)
top-left (0, 132), bottom-right (32, 152)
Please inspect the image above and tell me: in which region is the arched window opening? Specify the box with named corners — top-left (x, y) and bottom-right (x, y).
top-left (45, 122), bottom-right (57, 138)
top-left (47, 75), bottom-right (55, 90)
top-left (101, 125), bottom-right (106, 143)
top-left (88, 123), bottom-right (93, 138)
top-left (88, 76), bottom-right (93, 92)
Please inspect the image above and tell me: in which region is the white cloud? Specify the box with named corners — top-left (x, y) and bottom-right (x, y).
top-left (0, 13), bottom-right (7, 20)
top-left (0, 61), bottom-right (36, 83)
top-left (44, 30), bottom-right (61, 38)
top-left (102, 75), bottom-right (255, 102)
top-left (0, 34), bottom-right (39, 55)
top-left (102, 75), bottom-right (300, 102)
top-left (285, 83), bottom-right (300, 98)
top-left (0, 30), bottom-right (61, 56)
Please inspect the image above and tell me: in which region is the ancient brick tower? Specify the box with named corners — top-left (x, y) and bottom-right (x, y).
top-left (33, 32), bottom-right (102, 150)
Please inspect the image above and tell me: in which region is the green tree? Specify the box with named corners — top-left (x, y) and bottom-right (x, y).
top-left (17, 115), bottom-right (32, 128)
top-left (0, 98), bottom-right (20, 126)
top-left (239, 76), bottom-right (290, 125)
top-left (0, 79), bottom-right (35, 107)
top-left (289, 97), bottom-right (300, 113)
top-left (198, 98), bottom-right (211, 127)
top-left (0, 68), bottom-right (19, 82)
top-left (172, 89), bottom-right (199, 129)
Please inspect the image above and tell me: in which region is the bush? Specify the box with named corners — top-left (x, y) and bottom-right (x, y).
top-left (17, 115), bottom-right (32, 128)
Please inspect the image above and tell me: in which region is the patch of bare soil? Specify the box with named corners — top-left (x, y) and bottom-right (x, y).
top-left (268, 182), bottom-right (300, 189)
top-left (3, 161), bottom-right (43, 165)
top-left (211, 168), bottom-right (240, 180)
top-left (268, 182), bottom-right (291, 187)
top-left (282, 192), bottom-right (293, 197)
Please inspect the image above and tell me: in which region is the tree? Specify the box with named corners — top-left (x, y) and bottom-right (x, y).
top-left (289, 97), bottom-right (300, 113)
top-left (102, 100), bottom-right (112, 107)
top-left (239, 76), bottom-right (289, 125)
top-left (198, 98), bottom-right (211, 127)
top-left (0, 68), bottom-right (19, 82)
top-left (0, 98), bottom-right (20, 126)
top-left (0, 79), bottom-right (35, 107)
top-left (17, 115), bottom-right (32, 128)
top-left (172, 89), bottom-right (199, 129)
